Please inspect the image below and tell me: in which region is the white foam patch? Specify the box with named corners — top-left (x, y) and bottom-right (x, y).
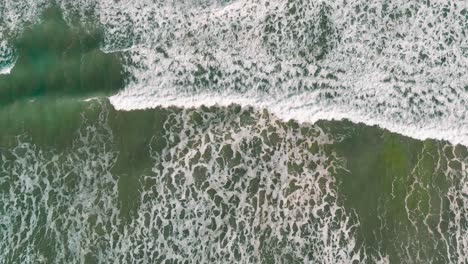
top-left (0, 65), bottom-right (13, 75)
top-left (0, 38), bottom-right (16, 75)
top-left (0, 61), bottom-right (15, 75)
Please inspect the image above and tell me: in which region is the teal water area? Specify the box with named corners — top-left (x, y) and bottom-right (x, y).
top-left (0, 7), bottom-right (124, 106)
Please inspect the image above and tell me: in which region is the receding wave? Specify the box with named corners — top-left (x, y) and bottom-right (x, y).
top-left (0, 99), bottom-right (466, 263)
top-left (0, 100), bottom-right (363, 263)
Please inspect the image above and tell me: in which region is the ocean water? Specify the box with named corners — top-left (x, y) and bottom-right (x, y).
top-left (0, 1), bottom-right (467, 263)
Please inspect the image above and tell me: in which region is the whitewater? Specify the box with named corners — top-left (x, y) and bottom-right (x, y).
top-left (1, 0), bottom-right (466, 145)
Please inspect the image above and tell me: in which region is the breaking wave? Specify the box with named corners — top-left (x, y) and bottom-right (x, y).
top-left (1, 0), bottom-right (467, 145)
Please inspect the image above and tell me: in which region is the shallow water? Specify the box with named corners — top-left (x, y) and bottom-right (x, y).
top-left (0, 2), bottom-right (467, 264)
top-left (0, 99), bottom-right (466, 263)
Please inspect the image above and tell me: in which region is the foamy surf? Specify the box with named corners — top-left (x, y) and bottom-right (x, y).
top-left (110, 90), bottom-right (468, 147)
top-left (0, 101), bottom-right (367, 263)
top-left (1, 0), bottom-right (467, 145)
top-left (103, 0), bottom-right (468, 147)
top-left (1, 1), bottom-right (467, 263)
top-left (1, 99), bottom-right (466, 263)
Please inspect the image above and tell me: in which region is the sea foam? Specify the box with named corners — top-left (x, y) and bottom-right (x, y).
top-left (1, 0), bottom-right (467, 146)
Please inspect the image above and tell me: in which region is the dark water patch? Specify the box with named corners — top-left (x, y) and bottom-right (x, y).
top-left (0, 6), bottom-right (124, 106)
top-left (0, 98), bottom-right (88, 150)
top-left (107, 107), bottom-right (169, 221)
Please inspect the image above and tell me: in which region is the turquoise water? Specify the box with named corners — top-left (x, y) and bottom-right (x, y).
top-left (0, 3), bottom-right (467, 264)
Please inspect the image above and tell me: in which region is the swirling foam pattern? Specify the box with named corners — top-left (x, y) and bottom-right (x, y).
top-left (0, 101), bottom-right (363, 263)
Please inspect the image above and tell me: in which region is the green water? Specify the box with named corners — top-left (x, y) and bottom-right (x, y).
top-left (0, 6), bottom-right (466, 264)
top-left (0, 7), bottom-right (124, 106)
